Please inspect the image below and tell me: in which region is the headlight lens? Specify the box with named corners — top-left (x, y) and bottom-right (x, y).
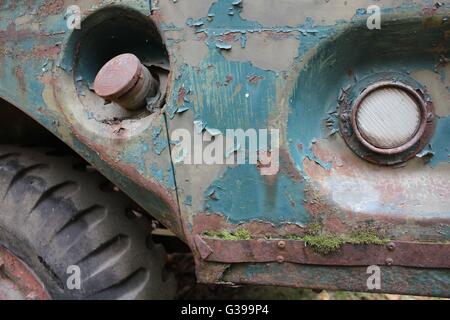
top-left (355, 87), bottom-right (421, 149)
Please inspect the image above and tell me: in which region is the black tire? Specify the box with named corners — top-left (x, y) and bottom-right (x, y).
top-left (0, 145), bottom-right (176, 300)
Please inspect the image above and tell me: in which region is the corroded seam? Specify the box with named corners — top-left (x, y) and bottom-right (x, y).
top-left (200, 238), bottom-right (450, 269)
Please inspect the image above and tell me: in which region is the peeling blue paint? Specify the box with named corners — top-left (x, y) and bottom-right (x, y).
top-left (204, 165), bottom-right (309, 225)
top-left (1, 1), bottom-right (450, 293)
top-left (430, 116), bottom-right (450, 166)
top-left (170, 51), bottom-right (276, 132)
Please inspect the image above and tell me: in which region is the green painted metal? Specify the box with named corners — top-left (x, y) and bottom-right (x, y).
top-left (0, 0), bottom-right (449, 296)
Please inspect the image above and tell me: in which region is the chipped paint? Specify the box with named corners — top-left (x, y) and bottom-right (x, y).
top-left (160, 0), bottom-right (450, 296)
top-left (1, 0), bottom-right (450, 297)
top-left (412, 69), bottom-right (450, 117)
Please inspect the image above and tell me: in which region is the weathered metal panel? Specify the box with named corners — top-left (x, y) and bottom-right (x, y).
top-left (157, 0), bottom-right (450, 296)
top-left (0, 0), bottom-right (183, 238)
top-left (222, 263), bottom-right (450, 298)
top-left (1, 0), bottom-right (449, 296)
top-left (197, 237), bottom-right (450, 269)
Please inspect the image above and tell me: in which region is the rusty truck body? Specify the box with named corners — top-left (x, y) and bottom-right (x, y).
top-left (0, 0), bottom-right (449, 299)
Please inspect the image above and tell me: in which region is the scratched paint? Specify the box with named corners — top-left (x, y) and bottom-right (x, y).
top-left (204, 165), bottom-right (309, 225)
top-left (160, 1), bottom-right (450, 294)
top-left (166, 1), bottom-right (450, 229)
top-left (167, 52), bottom-right (277, 131)
top-left (1, 0), bottom-right (450, 296)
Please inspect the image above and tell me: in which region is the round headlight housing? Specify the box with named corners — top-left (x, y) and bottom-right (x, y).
top-left (339, 79), bottom-right (435, 165)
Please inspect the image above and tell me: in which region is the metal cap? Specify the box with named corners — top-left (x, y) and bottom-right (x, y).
top-left (93, 53), bottom-right (142, 100)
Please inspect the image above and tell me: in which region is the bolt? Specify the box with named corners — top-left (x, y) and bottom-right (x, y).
top-left (151, 220), bottom-right (160, 230)
top-left (386, 242), bottom-right (396, 251)
top-left (276, 255), bottom-right (285, 263)
top-left (385, 258), bottom-right (394, 266)
top-left (277, 241), bottom-right (286, 249)
top-left (93, 53), bottom-right (158, 111)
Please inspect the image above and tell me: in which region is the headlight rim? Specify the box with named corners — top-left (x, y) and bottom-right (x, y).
top-left (351, 81), bottom-right (428, 155)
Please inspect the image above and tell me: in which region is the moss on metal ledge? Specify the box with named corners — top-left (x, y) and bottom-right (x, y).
top-left (286, 225), bottom-right (389, 255)
top-left (203, 228), bottom-right (252, 240)
top-left (204, 225), bottom-right (389, 255)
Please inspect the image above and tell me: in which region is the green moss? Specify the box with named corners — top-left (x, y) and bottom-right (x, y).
top-left (203, 228), bottom-right (251, 240)
top-left (301, 234), bottom-right (344, 255)
top-left (285, 226), bottom-right (389, 255)
top-left (285, 234), bottom-right (303, 241)
top-left (234, 228), bottom-right (252, 240)
top-left (305, 222), bottom-right (322, 236)
top-left (345, 228), bottom-right (389, 245)
top-left (203, 226), bottom-right (388, 255)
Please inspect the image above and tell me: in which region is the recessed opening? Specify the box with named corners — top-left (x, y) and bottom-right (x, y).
top-left (63, 6), bottom-right (169, 121)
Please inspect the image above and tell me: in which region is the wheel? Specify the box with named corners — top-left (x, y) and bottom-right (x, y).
top-left (0, 145), bottom-right (176, 300)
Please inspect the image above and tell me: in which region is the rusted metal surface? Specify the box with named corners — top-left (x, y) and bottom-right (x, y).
top-left (94, 53), bottom-right (158, 110)
top-left (196, 237), bottom-right (450, 269)
top-left (221, 263), bottom-right (450, 297)
top-left (1, 0), bottom-right (184, 239)
top-left (0, 0), bottom-right (449, 297)
top-left (192, 212), bottom-right (449, 247)
top-left (194, 235), bottom-right (213, 260)
top-left (0, 247), bottom-right (50, 300)
top-left (113, 66), bottom-right (156, 110)
top-left (94, 53), bottom-right (143, 99)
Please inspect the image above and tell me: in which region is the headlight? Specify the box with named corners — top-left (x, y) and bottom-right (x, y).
top-left (339, 78), bottom-right (435, 165)
top-left (355, 86), bottom-right (421, 150)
